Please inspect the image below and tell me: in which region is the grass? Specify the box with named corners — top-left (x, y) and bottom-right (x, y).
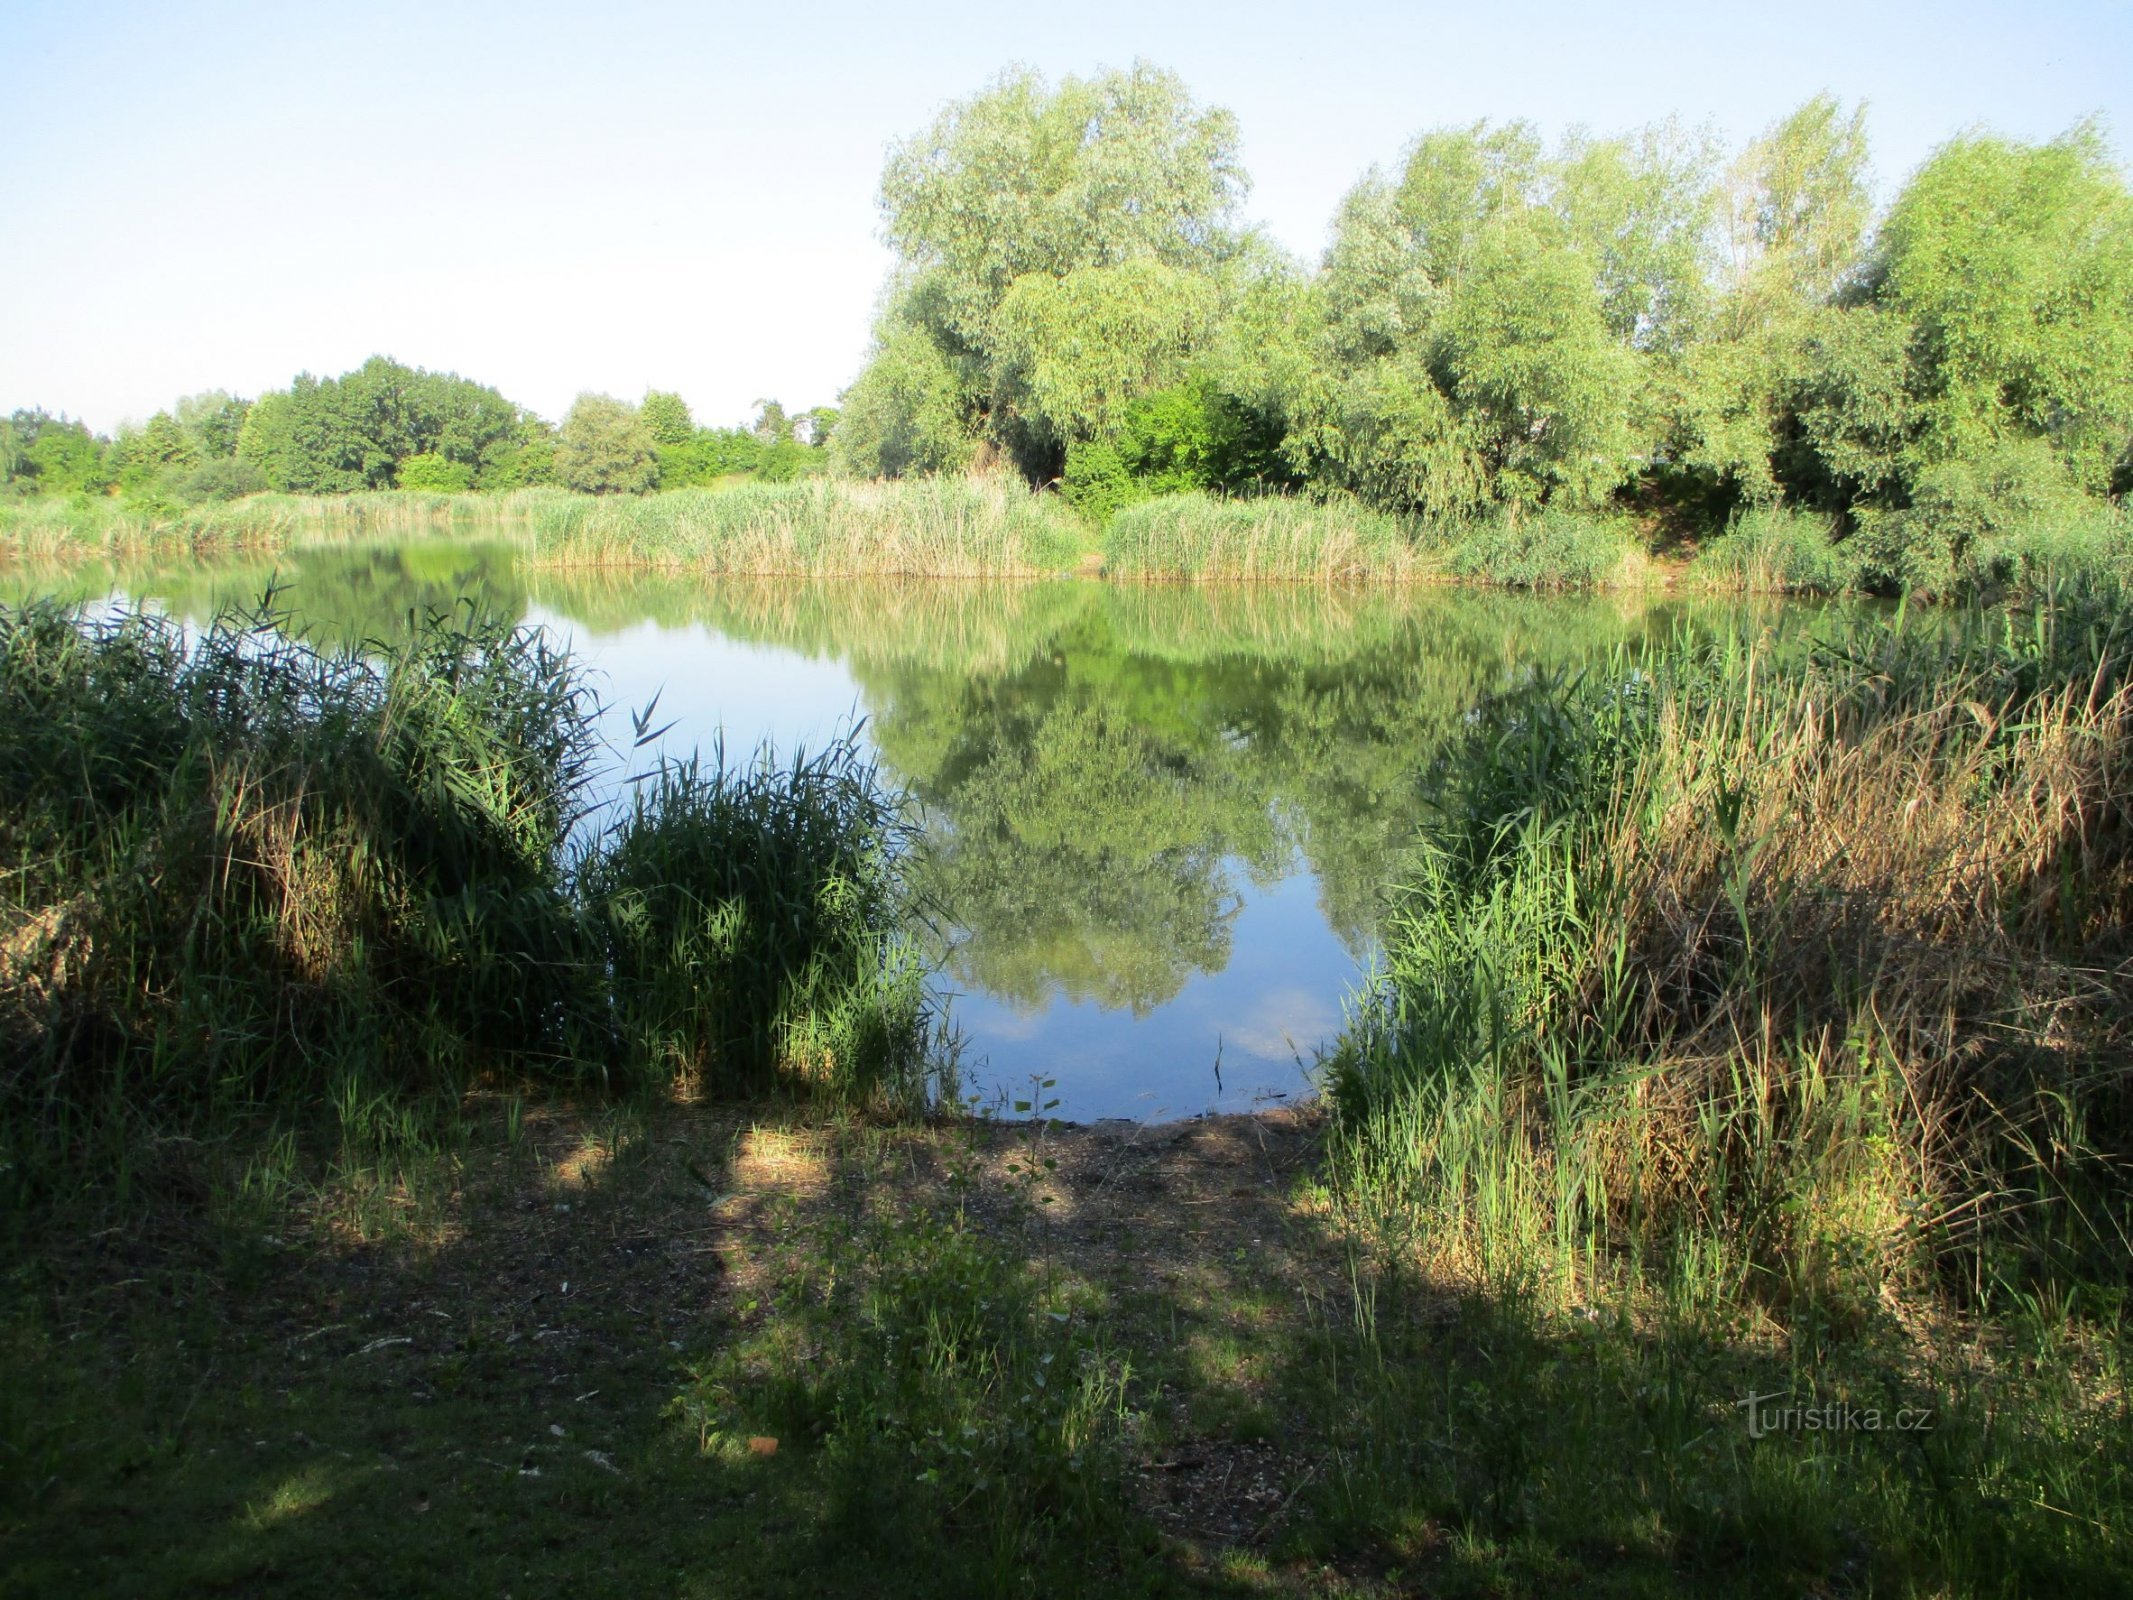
top-left (1102, 492), bottom-right (1428, 582)
top-left (0, 489), bottom-right (552, 562)
top-left (1444, 507), bottom-right (1654, 590)
top-left (1691, 501), bottom-right (2133, 601)
top-left (1688, 506), bottom-right (1861, 595)
top-left (0, 596), bottom-right (943, 1205)
top-left (525, 477), bottom-right (1093, 577)
top-left (1317, 588), bottom-right (2133, 1590)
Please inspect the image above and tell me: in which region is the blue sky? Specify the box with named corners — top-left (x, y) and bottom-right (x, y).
top-left (3, 0), bottom-right (2126, 433)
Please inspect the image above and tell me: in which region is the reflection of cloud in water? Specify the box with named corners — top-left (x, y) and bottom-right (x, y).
top-left (1216, 986), bottom-right (1338, 1063)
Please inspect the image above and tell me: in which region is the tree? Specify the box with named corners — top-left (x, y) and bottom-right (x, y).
top-left (851, 63), bottom-right (1248, 480)
top-left (396, 452), bottom-right (476, 491)
top-left (174, 391), bottom-right (251, 458)
top-left (832, 317), bottom-right (977, 478)
top-left (1295, 120), bottom-right (1657, 515)
top-left (235, 357), bottom-right (530, 491)
top-left (554, 394), bottom-right (657, 494)
top-left (641, 390), bottom-right (694, 446)
top-left (11, 411), bottom-right (111, 494)
top-left (1865, 121), bottom-right (2133, 496)
top-left (1719, 95), bottom-right (1872, 336)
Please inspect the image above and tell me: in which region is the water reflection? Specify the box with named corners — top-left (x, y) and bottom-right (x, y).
top-left (38, 540), bottom-right (1783, 1118)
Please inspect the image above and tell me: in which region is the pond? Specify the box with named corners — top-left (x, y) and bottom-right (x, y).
top-left (24, 539), bottom-right (1776, 1120)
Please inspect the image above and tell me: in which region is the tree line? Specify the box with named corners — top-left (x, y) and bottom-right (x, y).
top-left (6, 63), bottom-right (2127, 586)
top-left (0, 361), bottom-right (838, 506)
top-left (831, 66), bottom-right (2132, 582)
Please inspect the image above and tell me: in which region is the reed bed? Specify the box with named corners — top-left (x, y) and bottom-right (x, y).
top-left (1101, 491), bottom-right (1432, 582)
top-left (1443, 506), bottom-right (1656, 589)
top-left (1332, 595), bottom-right (2133, 1301)
top-left (1310, 592), bottom-right (2133, 1588)
top-left (526, 477), bottom-right (1090, 578)
top-left (0, 489), bottom-right (549, 564)
top-left (1691, 502), bottom-right (2133, 599)
top-left (0, 598), bottom-right (942, 1199)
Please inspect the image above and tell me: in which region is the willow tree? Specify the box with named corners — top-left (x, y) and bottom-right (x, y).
top-left (554, 394), bottom-right (657, 495)
top-left (841, 64), bottom-right (1248, 481)
top-left (1868, 122), bottom-right (2133, 498)
top-left (1293, 119), bottom-right (1684, 517)
top-left (1665, 95), bottom-right (1873, 507)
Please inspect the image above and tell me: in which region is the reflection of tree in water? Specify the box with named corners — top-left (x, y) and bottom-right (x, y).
top-left (904, 675), bottom-right (1282, 1013)
top-left (152, 563), bottom-right (1730, 1016)
top-left (100, 540), bottom-right (530, 647)
top-left (825, 586), bottom-right (1699, 1015)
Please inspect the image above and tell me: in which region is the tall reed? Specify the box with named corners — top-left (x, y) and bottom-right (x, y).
top-left (1101, 492), bottom-right (1429, 581)
top-left (0, 597), bottom-right (943, 1200)
top-left (1331, 594), bottom-right (2133, 1306)
top-left (527, 477), bottom-right (1090, 577)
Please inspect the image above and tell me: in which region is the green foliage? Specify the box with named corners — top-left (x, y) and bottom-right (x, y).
top-left (394, 451), bottom-right (475, 492)
top-left (4, 410), bottom-right (112, 496)
top-left (653, 427), bottom-right (763, 487)
top-left (855, 63), bottom-right (1246, 479)
top-left (554, 393), bottom-right (658, 496)
top-left (581, 742), bottom-right (935, 1109)
top-left (680, 1155), bottom-right (1135, 1583)
top-left (1867, 123), bottom-right (2133, 496)
top-left (173, 390), bottom-right (251, 458)
top-left (477, 419), bottom-right (559, 489)
top-left (1690, 505), bottom-right (1859, 594)
top-left (1333, 594), bottom-right (2133, 1303)
top-left (830, 319), bottom-right (976, 479)
top-left (0, 598), bottom-right (943, 1190)
top-left (1060, 375), bottom-right (1294, 520)
top-left (639, 389), bottom-right (694, 446)
top-left (235, 356), bottom-right (530, 493)
top-left (528, 477), bottom-right (1090, 577)
top-left (1100, 490), bottom-right (1421, 581)
top-left (1444, 508), bottom-right (1647, 588)
top-left (1293, 119), bottom-right (1672, 518)
top-left (0, 599), bottom-right (598, 1180)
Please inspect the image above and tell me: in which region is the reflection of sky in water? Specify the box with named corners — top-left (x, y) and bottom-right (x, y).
top-left (525, 608), bottom-right (869, 805)
top-left (949, 866), bottom-right (1352, 1121)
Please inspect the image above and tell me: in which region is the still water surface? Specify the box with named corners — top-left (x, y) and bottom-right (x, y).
top-left (38, 540), bottom-right (1771, 1120)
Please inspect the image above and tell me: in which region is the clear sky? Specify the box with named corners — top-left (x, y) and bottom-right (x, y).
top-left (3, 0), bottom-right (2127, 434)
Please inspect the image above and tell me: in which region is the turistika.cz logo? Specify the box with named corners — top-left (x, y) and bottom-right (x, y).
top-left (1737, 1390), bottom-right (1935, 1439)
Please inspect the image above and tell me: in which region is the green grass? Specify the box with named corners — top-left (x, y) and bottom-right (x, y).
top-left (0, 597), bottom-right (943, 1204)
top-left (1443, 507), bottom-right (1654, 590)
top-left (1315, 589), bottom-right (2133, 1591)
top-left (0, 489), bottom-right (553, 562)
top-left (1688, 506), bottom-right (1861, 595)
top-left (526, 477), bottom-right (1093, 577)
top-left (1692, 501), bottom-right (2133, 601)
top-left (1102, 492), bottom-right (1428, 582)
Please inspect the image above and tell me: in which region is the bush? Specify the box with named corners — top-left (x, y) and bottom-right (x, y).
top-left (581, 743), bottom-right (935, 1110)
top-left (396, 452), bottom-right (476, 492)
top-left (1691, 506), bottom-right (1859, 593)
top-left (0, 599), bottom-right (944, 1193)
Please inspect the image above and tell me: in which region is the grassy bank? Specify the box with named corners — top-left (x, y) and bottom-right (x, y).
top-left (0, 598), bottom-right (942, 1203)
top-left (11, 479), bottom-right (2132, 599)
top-left (525, 477), bottom-right (1092, 577)
top-left (1101, 493), bottom-right (1426, 582)
top-left (1101, 495), bottom-right (1658, 589)
top-left (1321, 592), bottom-right (2133, 1589)
top-left (1690, 503), bottom-right (2133, 600)
top-left (0, 489), bottom-right (554, 563)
